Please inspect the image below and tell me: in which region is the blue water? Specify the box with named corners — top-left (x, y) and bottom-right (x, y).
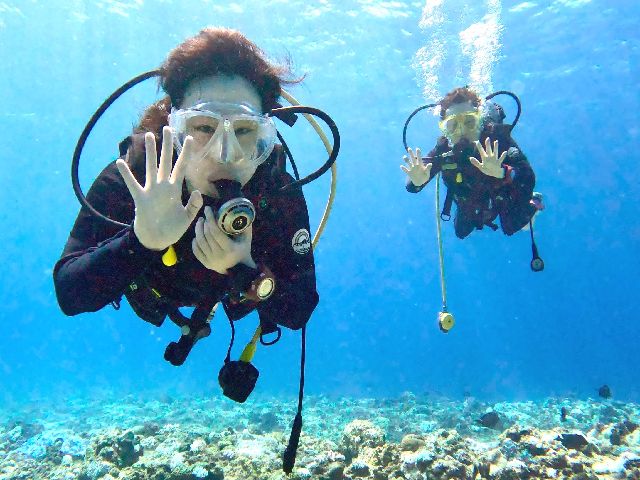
top-left (0, 0), bottom-right (638, 408)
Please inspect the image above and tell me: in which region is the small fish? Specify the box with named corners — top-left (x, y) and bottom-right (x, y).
top-left (598, 385), bottom-right (612, 399)
top-left (557, 433), bottom-right (589, 450)
top-left (560, 407), bottom-right (567, 422)
top-left (477, 411), bottom-right (501, 429)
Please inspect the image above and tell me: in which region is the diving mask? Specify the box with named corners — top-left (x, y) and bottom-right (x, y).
top-left (169, 101), bottom-right (277, 167)
top-left (439, 110), bottom-right (482, 137)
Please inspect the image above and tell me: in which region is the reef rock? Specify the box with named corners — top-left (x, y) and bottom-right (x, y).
top-left (400, 434), bottom-right (425, 452)
top-left (340, 419), bottom-right (385, 461)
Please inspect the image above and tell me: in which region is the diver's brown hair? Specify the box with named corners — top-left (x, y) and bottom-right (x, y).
top-left (137, 27), bottom-right (299, 135)
top-left (439, 87), bottom-right (481, 118)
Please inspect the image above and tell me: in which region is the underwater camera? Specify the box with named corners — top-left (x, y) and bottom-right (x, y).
top-left (218, 360), bottom-right (259, 403)
top-left (530, 257), bottom-right (544, 272)
top-left (212, 179), bottom-right (255, 236)
top-left (438, 311), bottom-right (455, 333)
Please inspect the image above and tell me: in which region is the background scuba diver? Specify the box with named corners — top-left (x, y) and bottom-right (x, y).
top-left (53, 28), bottom-right (320, 409)
top-left (401, 87), bottom-right (543, 240)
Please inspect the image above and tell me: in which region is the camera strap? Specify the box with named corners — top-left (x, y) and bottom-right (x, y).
top-left (223, 315), bottom-right (236, 364)
top-left (283, 325), bottom-right (306, 473)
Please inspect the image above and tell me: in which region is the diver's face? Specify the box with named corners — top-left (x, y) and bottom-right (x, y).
top-left (441, 101), bottom-right (481, 145)
top-left (179, 75), bottom-right (262, 196)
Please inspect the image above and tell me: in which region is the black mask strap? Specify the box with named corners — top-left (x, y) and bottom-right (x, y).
top-left (282, 325), bottom-right (306, 474)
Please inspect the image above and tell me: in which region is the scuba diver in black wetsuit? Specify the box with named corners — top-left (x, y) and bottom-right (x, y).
top-left (401, 87), bottom-right (544, 332)
top-left (53, 27), bottom-right (340, 473)
top-left (402, 87), bottom-right (544, 241)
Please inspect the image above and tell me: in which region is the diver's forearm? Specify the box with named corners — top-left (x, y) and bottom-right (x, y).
top-left (53, 227), bottom-right (157, 315)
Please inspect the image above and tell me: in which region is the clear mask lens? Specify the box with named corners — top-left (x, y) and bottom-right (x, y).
top-left (441, 112), bottom-right (479, 134)
top-left (169, 102), bottom-right (277, 166)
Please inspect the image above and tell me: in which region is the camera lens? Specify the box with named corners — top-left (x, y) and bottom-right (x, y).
top-left (218, 198), bottom-right (255, 235)
top-left (232, 215), bottom-right (248, 231)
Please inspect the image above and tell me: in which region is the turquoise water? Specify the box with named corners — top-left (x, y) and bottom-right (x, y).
top-left (1, 1), bottom-right (639, 478)
top-left (0, 0), bottom-right (639, 459)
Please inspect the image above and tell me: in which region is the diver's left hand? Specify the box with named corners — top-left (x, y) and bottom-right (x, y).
top-left (192, 206), bottom-right (256, 274)
top-left (470, 138), bottom-right (507, 179)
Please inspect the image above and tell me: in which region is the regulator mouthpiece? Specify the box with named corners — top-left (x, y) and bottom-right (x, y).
top-left (212, 179), bottom-right (256, 236)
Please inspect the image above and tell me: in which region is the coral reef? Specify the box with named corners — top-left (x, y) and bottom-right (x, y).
top-left (0, 395), bottom-right (638, 479)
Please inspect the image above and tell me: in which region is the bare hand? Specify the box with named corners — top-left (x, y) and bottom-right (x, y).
top-left (116, 127), bottom-right (203, 251)
top-left (192, 206), bottom-right (255, 274)
top-left (469, 138), bottom-right (507, 179)
top-left (401, 147), bottom-right (432, 187)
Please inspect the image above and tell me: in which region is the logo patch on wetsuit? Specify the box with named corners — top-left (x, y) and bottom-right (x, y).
top-left (292, 229), bottom-right (311, 255)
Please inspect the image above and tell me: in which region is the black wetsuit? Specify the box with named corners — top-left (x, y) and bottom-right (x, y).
top-left (54, 133), bottom-right (318, 338)
top-left (406, 123), bottom-right (536, 238)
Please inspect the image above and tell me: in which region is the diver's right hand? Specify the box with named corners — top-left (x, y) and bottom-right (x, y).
top-left (116, 127), bottom-right (203, 251)
top-left (401, 147), bottom-right (432, 187)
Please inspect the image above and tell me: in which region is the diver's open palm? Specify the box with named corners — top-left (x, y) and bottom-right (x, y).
top-left (401, 147), bottom-right (432, 187)
top-left (116, 127), bottom-right (203, 251)
top-left (470, 138), bottom-right (507, 179)
top-left (192, 207), bottom-right (255, 274)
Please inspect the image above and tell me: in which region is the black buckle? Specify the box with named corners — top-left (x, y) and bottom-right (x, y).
top-left (260, 327), bottom-right (282, 346)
